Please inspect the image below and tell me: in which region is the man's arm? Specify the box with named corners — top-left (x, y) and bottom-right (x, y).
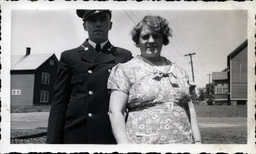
top-left (46, 51), bottom-right (72, 144)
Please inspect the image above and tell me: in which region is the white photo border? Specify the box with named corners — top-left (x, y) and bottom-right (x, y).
top-left (1, 1), bottom-right (255, 153)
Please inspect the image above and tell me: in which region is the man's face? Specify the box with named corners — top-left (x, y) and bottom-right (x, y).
top-left (84, 13), bottom-right (112, 44)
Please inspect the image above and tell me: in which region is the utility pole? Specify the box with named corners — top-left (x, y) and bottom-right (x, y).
top-left (206, 73), bottom-right (212, 99)
top-left (206, 73), bottom-right (211, 84)
top-left (184, 53), bottom-right (196, 82)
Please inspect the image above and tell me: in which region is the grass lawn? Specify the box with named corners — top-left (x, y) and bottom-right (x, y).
top-left (200, 126), bottom-right (247, 144)
top-left (11, 105), bottom-right (248, 144)
top-left (11, 128), bottom-right (47, 138)
top-left (11, 128), bottom-right (47, 144)
top-left (11, 136), bottom-right (46, 144)
top-left (11, 105), bottom-right (51, 113)
top-left (195, 105), bottom-right (247, 117)
top-left (12, 126), bottom-right (247, 144)
top-left (12, 104), bottom-right (247, 117)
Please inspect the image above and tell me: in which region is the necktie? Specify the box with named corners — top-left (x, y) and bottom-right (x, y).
top-left (95, 44), bottom-right (101, 52)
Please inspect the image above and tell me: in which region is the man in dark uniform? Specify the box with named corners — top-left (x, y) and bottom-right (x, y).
top-left (46, 9), bottom-right (132, 144)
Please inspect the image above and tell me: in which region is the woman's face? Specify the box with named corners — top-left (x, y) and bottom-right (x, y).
top-left (139, 24), bottom-right (163, 59)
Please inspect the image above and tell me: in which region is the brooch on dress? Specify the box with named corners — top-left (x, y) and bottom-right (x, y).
top-left (152, 71), bottom-right (179, 88)
top-left (153, 72), bottom-right (169, 81)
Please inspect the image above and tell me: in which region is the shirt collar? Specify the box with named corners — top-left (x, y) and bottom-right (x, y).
top-left (88, 39), bottom-right (109, 49)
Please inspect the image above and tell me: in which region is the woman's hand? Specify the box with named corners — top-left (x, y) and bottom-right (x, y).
top-left (194, 141), bottom-right (202, 144)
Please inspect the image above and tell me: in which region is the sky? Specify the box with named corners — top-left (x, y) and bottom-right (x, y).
top-left (11, 9), bottom-right (248, 90)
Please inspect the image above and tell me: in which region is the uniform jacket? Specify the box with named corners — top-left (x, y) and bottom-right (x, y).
top-left (47, 40), bottom-right (132, 144)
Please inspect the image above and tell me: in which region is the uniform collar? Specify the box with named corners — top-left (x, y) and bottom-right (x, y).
top-left (80, 40), bottom-right (116, 66)
top-left (88, 39), bottom-right (108, 49)
top-left (81, 39), bottom-right (116, 55)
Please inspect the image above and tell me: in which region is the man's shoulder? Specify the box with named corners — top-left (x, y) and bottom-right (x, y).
top-left (113, 47), bottom-right (132, 62)
top-left (61, 46), bottom-right (84, 56)
top-left (114, 47), bottom-right (132, 58)
top-left (115, 47), bottom-right (131, 54)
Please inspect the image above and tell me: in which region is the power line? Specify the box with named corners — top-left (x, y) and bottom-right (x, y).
top-left (124, 10), bottom-right (137, 25)
top-left (194, 73), bottom-right (207, 85)
top-left (167, 11), bottom-right (193, 62)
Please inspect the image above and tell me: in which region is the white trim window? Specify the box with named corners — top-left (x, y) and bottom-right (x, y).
top-left (41, 72), bottom-right (50, 84)
top-left (216, 83), bottom-right (229, 94)
top-left (12, 89), bottom-right (21, 95)
top-left (40, 90), bottom-right (49, 103)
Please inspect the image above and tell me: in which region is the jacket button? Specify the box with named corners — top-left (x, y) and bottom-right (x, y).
top-left (88, 113), bottom-right (93, 117)
top-left (88, 70), bottom-right (92, 74)
top-left (88, 91), bottom-right (93, 95)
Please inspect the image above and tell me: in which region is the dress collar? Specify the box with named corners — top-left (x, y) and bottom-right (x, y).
top-left (135, 55), bottom-right (177, 77)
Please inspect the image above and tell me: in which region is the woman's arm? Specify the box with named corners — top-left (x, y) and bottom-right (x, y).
top-left (109, 90), bottom-right (130, 144)
top-left (188, 101), bottom-right (202, 144)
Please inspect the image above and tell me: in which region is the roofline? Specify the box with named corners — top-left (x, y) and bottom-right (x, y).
top-left (11, 69), bottom-right (36, 74)
top-left (227, 39), bottom-right (248, 67)
top-left (221, 67), bottom-right (229, 72)
top-left (11, 53), bottom-right (58, 71)
top-left (36, 53), bottom-right (58, 70)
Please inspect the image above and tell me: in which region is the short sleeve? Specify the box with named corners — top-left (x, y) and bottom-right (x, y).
top-left (107, 64), bottom-right (131, 94)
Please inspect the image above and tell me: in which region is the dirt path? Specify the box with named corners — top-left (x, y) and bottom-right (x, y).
top-left (197, 117), bottom-right (247, 128)
top-left (11, 112), bottom-right (49, 129)
top-left (11, 112), bottom-right (247, 130)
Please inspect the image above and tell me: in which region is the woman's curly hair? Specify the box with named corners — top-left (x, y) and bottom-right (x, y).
top-left (131, 15), bottom-right (172, 47)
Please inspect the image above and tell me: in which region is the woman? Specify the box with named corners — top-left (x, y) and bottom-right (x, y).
top-left (108, 15), bottom-right (201, 144)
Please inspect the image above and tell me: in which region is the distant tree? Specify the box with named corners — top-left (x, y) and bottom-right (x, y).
top-left (206, 83), bottom-right (215, 97)
top-left (197, 87), bottom-right (206, 101)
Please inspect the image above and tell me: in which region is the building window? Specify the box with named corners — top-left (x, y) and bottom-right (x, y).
top-left (12, 89), bottom-right (21, 95)
top-left (217, 84), bottom-right (222, 94)
top-left (40, 91), bottom-right (49, 103)
top-left (216, 83), bottom-right (229, 94)
top-left (223, 83), bottom-right (228, 94)
top-left (41, 72), bottom-right (50, 84)
top-left (50, 59), bottom-right (54, 66)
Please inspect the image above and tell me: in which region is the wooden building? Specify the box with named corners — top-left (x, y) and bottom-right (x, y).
top-left (11, 48), bottom-right (58, 106)
top-left (212, 40), bottom-right (247, 105)
top-left (212, 68), bottom-right (229, 105)
top-left (228, 40), bottom-right (248, 105)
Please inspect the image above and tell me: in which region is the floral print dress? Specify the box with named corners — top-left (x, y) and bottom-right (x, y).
top-left (108, 56), bottom-right (193, 144)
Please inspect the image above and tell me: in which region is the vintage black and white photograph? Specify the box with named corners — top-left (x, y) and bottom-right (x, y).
top-left (1, 1), bottom-right (255, 153)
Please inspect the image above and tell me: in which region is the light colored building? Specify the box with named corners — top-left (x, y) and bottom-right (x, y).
top-left (228, 40), bottom-right (247, 105)
top-left (212, 68), bottom-right (229, 105)
top-left (212, 40), bottom-right (247, 105)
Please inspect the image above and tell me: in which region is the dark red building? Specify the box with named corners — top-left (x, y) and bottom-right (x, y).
top-left (11, 48), bottom-right (58, 106)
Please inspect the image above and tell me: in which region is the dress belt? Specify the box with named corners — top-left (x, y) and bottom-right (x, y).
top-left (127, 100), bottom-right (165, 112)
